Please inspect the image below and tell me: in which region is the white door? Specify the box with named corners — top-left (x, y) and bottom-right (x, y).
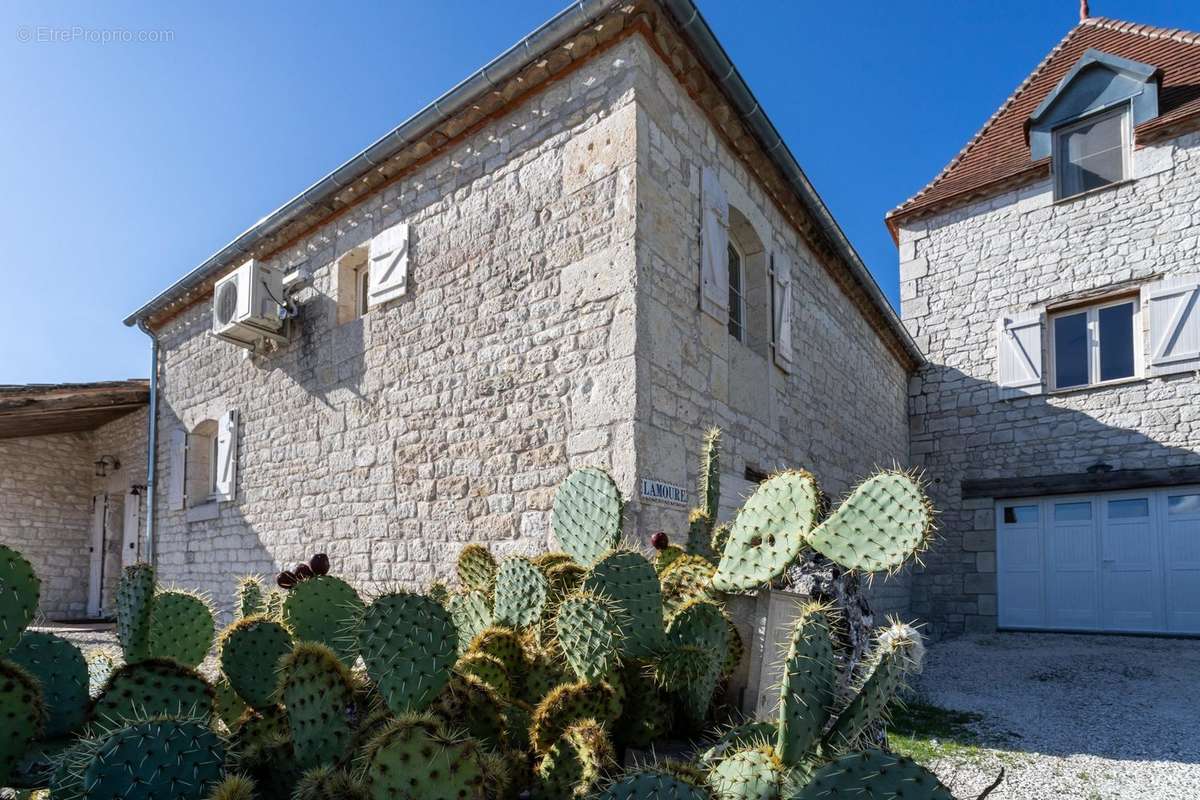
top-left (87, 493), bottom-right (108, 618)
top-left (997, 486), bottom-right (1200, 635)
top-left (121, 489), bottom-right (141, 566)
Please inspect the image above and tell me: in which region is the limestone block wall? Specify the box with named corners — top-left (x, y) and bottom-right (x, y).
top-left (0, 432), bottom-right (94, 619)
top-left (151, 37), bottom-right (644, 616)
top-left (624, 36), bottom-right (913, 616)
top-left (901, 130), bottom-right (1200, 638)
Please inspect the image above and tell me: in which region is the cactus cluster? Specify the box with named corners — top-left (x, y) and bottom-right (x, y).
top-left (0, 427), bottom-right (955, 800)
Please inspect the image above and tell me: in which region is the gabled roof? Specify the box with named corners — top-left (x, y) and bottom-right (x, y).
top-left (0, 380), bottom-right (149, 439)
top-left (887, 16), bottom-right (1200, 235)
top-left (122, 0), bottom-right (921, 368)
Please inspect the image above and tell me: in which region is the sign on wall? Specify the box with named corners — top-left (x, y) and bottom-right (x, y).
top-left (640, 478), bottom-right (689, 508)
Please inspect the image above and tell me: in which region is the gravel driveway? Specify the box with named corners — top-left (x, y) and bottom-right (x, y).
top-left (910, 632), bottom-right (1200, 800)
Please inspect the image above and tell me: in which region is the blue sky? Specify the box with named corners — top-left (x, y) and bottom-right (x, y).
top-left (1, 1), bottom-right (1197, 384)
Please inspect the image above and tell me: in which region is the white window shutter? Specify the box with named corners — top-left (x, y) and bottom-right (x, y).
top-left (1145, 276), bottom-right (1200, 376)
top-left (772, 251), bottom-right (795, 372)
top-left (214, 409), bottom-right (239, 501)
top-left (997, 311), bottom-right (1044, 395)
top-left (699, 167), bottom-right (729, 322)
top-left (367, 221), bottom-right (409, 308)
top-left (167, 429), bottom-right (187, 510)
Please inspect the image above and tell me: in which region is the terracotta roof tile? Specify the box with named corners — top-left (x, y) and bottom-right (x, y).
top-left (888, 16), bottom-right (1200, 230)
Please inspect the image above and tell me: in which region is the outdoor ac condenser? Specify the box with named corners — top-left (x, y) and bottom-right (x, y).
top-left (211, 260), bottom-right (286, 349)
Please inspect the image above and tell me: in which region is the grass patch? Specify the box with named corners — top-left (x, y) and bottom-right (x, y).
top-left (887, 701), bottom-right (988, 764)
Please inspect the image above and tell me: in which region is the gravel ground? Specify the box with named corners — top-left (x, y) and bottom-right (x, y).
top-left (911, 632), bottom-right (1200, 800)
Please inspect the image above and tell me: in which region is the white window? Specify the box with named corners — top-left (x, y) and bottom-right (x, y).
top-left (185, 419), bottom-right (219, 506)
top-left (356, 265), bottom-right (371, 319)
top-left (1053, 105), bottom-right (1130, 200)
top-left (727, 240), bottom-right (745, 341)
top-left (1049, 297), bottom-right (1139, 390)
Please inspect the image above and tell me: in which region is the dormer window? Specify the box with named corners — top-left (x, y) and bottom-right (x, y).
top-left (1053, 105), bottom-right (1130, 200)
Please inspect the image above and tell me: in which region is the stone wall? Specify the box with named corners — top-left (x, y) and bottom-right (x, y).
top-left (0, 406), bottom-right (147, 619)
top-left (901, 131), bottom-right (1200, 638)
top-left (0, 432), bottom-right (93, 618)
top-left (92, 407), bottom-right (150, 609)
top-left (150, 37), bottom-right (643, 616)
top-left (626, 37), bottom-right (913, 616)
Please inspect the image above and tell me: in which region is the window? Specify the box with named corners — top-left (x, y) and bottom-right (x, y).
top-left (727, 240), bottom-right (744, 341)
top-left (1053, 105), bottom-right (1130, 200)
top-left (185, 420), bottom-right (219, 507)
top-left (1050, 297), bottom-right (1139, 389)
top-left (356, 265), bottom-right (370, 319)
top-left (1003, 505), bottom-right (1038, 525)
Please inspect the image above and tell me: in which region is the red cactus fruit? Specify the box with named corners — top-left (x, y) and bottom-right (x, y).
top-left (276, 570), bottom-right (297, 590)
top-left (650, 531), bottom-right (669, 550)
top-left (310, 553), bottom-right (330, 576)
top-left (294, 563), bottom-right (314, 581)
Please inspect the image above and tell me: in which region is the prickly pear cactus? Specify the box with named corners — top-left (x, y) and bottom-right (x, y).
top-left (555, 591), bottom-right (623, 682)
top-left (808, 470), bottom-right (933, 573)
top-left (212, 676), bottom-right (248, 731)
top-left (788, 749), bottom-right (953, 800)
top-left (236, 576), bottom-right (266, 619)
top-left (530, 680), bottom-right (619, 754)
top-left (661, 555), bottom-right (717, 617)
top-left (708, 744), bottom-right (785, 800)
top-left (116, 562), bottom-right (155, 663)
top-left (534, 718), bottom-right (614, 799)
top-left (457, 544), bottom-right (498, 592)
top-left (7, 630), bottom-right (87, 738)
top-left (777, 604), bottom-right (836, 765)
top-left (357, 592), bottom-right (457, 714)
top-left (456, 651), bottom-right (512, 698)
top-left (582, 550), bottom-right (664, 658)
top-left (280, 642), bottom-right (357, 766)
top-left (206, 774), bottom-right (258, 800)
top-left (282, 574), bottom-right (364, 665)
top-left (0, 544), bottom-right (39, 656)
top-left (655, 643), bottom-right (721, 724)
top-left (712, 470), bottom-right (821, 592)
top-left (0, 659), bottom-right (44, 786)
top-left (493, 556), bottom-right (548, 628)
top-left (93, 658), bottom-right (214, 725)
top-left (594, 770), bottom-right (711, 800)
top-left (687, 427), bottom-right (722, 560)
top-left (825, 622), bottom-right (924, 750)
top-left (148, 589), bottom-right (215, 668)
top-left (431, 673), bottom-right (508, 750)
top-left (552, 467), bottom-right (623, 566)
top-left (361, 714), bottom-right (487, 800)
top-left (80, 718), bottom-right (226, 800)
top-left (666, 600), bottom-right (731, 719)
top-left (467, 626), bottom-right (526, 677)
top-left (294, 765), bottom-right (369, 800)
top-left (219, 615), bottom-right (294, 709)
top-left (448, 589), bottom-right (493, 655)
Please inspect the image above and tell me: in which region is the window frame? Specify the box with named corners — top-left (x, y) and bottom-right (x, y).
top-left (356, 264), bottom-right (371, 319)
top-left (727, 238), bottom-right (746, 342)
top-left (1047, 295), bottom-right (1142, 391)
top-left (1052, 103), bottom-right (1132, 201)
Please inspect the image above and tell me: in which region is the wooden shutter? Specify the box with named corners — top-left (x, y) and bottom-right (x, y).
top-left (122, 490), bottom-right (141, 566)
top-left (997, 311), bottom-right (1044, 395)
top-left (772, 251), bottom-right (794, 372)
top-left (167, 429), bottom-right (187, 510)
top-left (1145, 276), bottom-right (1200, 376)
top-left (214, 409), bottom-right (239, 502)
top-left (699, 166), bottom-right (729, 322)
top-left (367, 221), bottom-right (410, 308)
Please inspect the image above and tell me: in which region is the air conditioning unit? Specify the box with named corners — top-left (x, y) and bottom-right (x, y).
top-left (211, 260), bottom-right (287, 348)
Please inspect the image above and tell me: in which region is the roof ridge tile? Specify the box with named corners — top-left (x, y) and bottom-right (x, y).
top-left (1084, 16), bottom-right (1200, 45)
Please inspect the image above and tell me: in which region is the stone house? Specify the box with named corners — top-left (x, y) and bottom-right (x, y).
top-left (121, 0), bottom-right (920, 620)
top-left (0, 381), bottom-right (149, 619)
top-left (889, 15), bottom-right (1200, 638)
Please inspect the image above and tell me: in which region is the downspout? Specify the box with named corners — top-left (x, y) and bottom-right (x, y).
top-left (137, 320), bottom-right (159, 565)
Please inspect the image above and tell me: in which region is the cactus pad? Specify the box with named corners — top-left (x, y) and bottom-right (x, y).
top-left (7, 630), bottom-right (87, 738)
top-left (825, 623), bottom-right (923, 750)
top-left (148, 589), bottom-right (215, 667)
top-left (655, 643), bottom-right (721, 723)
top-left (357, 592), bottom-right (457, 714)
top-left (213, 676), bottom-right (248, 731)
top-left (80, 718), bottom-right (226, 800)
top-left (555, 591), bottom-right (623, 681)
top-left (456, 651), bottom-right (512, 698)
top-left (712, 470), bottom-right (821, 592)
top-left (92, 658), bottom-right (214, 724)
top-left (493, 556), bottom-right (548, 628)
top-left (661, 555), bottom-right (718, 617)
top-left (0, 659), bottom-right (44, 786)
top-left (0, 545), bottom-right (39, 656)
top-left (457, 544), bottom-right (498, 592)
top-left (448, 589), bottom-right (493, 655)
top-left (594, 771), bottom-right (711, 800)
top-left (808, 470), bottom-right (933, 573)
top-left (115, 562), bottom-right (155, 663)
top-left (789, 749), bottom-right (953, 800)
top-left (295, 765), bottom-right (369, 800)
top-left (282, 574), bottom-right (364, 665)
top-left (552, 467), bottom-right (623, 566)
top-left (582, 550), bottom-right (664, 658)
top-left (534, 718), bottom-right (614, 799)
top-left (279, 642), bottom-right (357, 766)
top-left (530, 680), bottom-right (618, 753)
top-left (699, 722), bottom-right (777, 764)
top-left (219, 615), bottom-right (294, 709)
top-left (708, 744), bottom-right (785, 800)
top-left (777, 604), bottom-right (836, 765)
top-left (236, 576), bottom-right (266, 619)
top-left (361, 714), bottom-right (486, 800)
top-left (207, 774), bottom-right (258, 800)
top-left (431, 673), bottom-right (507, 749)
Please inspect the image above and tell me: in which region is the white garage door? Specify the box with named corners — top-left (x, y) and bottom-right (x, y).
top-left (997, 487), bottom-right (1200, 635)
